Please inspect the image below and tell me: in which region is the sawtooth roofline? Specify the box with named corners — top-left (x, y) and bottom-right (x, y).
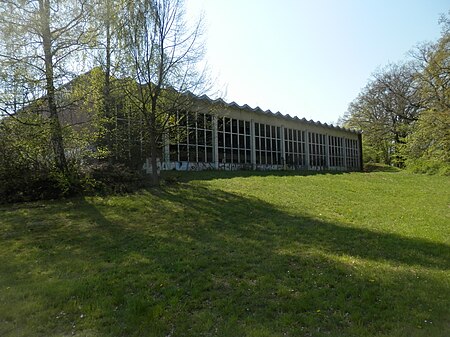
top-left (184, 91), bottom-right (360, 135)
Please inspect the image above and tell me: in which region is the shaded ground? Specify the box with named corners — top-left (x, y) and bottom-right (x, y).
top-left (0, 172), bottom-right (449, 336)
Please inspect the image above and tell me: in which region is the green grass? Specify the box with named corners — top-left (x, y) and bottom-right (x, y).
top-left (0, 171), bottom-right (449, 337)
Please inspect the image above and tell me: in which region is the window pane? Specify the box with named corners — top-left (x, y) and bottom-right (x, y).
top-left (239, 120), bottom-right (244, 134)
top-left (225, 118), bottom-right (231, 132)
top-left (197, 113), bottom-right (205, 129)
top-left (232, 119), bottom-right (237, 133)
top-left (188, 112), bottom-right (196, 127)
top-left (179, 145), bottom-right (188, 161)
top-left (206, 130), bottom-right (213, 146)
top-left (217, 117), bottom-right (224, 131)
top-left (239, 149), bottom-right (245, 163)
top-left (198, 146), bottom-right (205, 162)
top-left (239, 135), bottom-right (244, 148)
top-left (219, 148), bottom-right (225, 163)
top-left (225, 149), bottom-right (232, 163)
top-left (188, 130), bottom-right (196, 144)
top-left (189, 145), bottom-right (196, 162)
top-left (232, 149), bottom-right (238, 163)
top-left (232, 134), bottom-right (238, 148)
top-left (206, 147), bottom-right (213, 162)
top-left (197, 129), bottom-right (205, 144)
top-left (225, 133), bottom-right (231, 147)
top-left (169, 144), bottom-right (178, 161)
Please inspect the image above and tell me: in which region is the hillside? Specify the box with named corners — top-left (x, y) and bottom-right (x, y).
top-left (1, 171), bottom-right (449, 337)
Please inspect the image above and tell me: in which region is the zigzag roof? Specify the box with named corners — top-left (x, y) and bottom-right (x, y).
top-left (189, 92), bottom-right (360, 134)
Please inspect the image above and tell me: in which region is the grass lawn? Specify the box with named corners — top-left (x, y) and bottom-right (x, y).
top-left (0, 171), bottom-right (449, 337)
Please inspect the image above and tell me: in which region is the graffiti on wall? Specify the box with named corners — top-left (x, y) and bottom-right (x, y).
top-left (160, 161), bottom-right (216, 171)
top-left (147, 159), bottom-right (292, 172)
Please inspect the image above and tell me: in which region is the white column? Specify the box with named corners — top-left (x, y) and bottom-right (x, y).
top-left (213, 115), bottom-right (219, 169)
top-left (250, 119), bottom-right (256, 169)
top-left (343, 138), bottom-right (348, 171)
top-left (305, 130), bottom-right (310, 170)
top-left (280, 125), bottom-right (286, 169)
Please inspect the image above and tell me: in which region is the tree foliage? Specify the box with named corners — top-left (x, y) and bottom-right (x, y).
top-left (345, 63), bottom-right (422, 165)
top-left (0, 0), bottom-right (96, 174)
top-left (405, 20), bottom-right (450, 174)
top-left (118, 0), bottom-right (208, 184)
top-left (345, 12), bottom-right (450, 174)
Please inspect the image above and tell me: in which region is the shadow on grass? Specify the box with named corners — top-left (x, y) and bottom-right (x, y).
top-left (363, 163), bottom-right (402, 173)
top-left (161, 169), bottom-right (351, 183)
top-left (1, 184), bottom-right (449, 337)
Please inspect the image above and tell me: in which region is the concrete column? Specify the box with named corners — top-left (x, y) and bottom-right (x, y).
top-left (213, 115), bottom-right (219, 169)
top-left (250, 119), bottom-right (256, 169)
top-left (280, 125), bottom-right (285, 168)
top-left (358, 133), bottom-right (363, 172)
top-left (343, 137), bottom-right (348, 171)
top-left (305, 130), bottom-right (310, 170)
top-left (325, 134), bottom-right (330, 170)
top-left (162, 132), bottom-right (170, 165)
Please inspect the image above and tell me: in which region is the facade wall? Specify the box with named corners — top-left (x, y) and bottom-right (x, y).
top-left (159, 101), bottom-right (362, 172)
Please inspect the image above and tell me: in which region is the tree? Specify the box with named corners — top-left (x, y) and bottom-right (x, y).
top-left (406, 14), bottom-right (450, 174)
top-left (0, 0), bottom-right (95, 174)
top-left (119, 0), bottom-right (209, 184)
top-left (345, 63), bottom-right (422, 165)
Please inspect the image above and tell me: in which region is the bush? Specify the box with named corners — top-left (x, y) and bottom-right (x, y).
top-left (80, 162), bottom-right (149, 195)
top-left (0, 161), bottom-right (151, 204)
top-left (0, 167), bottom-right (77, 204)
top-left (405, 158), bottom-right (450, 176)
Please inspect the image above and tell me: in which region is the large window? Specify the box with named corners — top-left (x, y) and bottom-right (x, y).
top-left (218, 117), bottom-right (251, 164)
top-left (345, 138), bottom-right (359, 170)
top-left (169, 111), bottom-right (213, 162)
top-left (284, 128), bottom-right (306, 166)
top-left (255, 123), bottom-right (281, 165)
top-left (328, 136), bottom-right (345, 168)
top-left (309, 132), bottom-right (326, 169)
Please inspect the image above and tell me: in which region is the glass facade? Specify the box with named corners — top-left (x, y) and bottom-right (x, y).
top-left (329, 135), bottom-right (345, 169)
top-left (254, 122), bottom-right (282, 165)
top-left (218, 117), bottom-right (251, 164)
top-left (345, 138), bottom-right (360, 170)
top-left (309, 132), bottom-right (327, 170)
top-left (167, 111), bottom-right (361, 171)
top-left (284, 128), bottom-right (306, 167)
top-left (169, 111), bottom-right (213, 162)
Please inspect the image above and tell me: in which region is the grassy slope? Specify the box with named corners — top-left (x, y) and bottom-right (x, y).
top-left (0, 171), bottom-right (449, 337)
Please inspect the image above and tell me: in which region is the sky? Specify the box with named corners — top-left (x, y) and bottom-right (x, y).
top-left (185, 0), bottom-right (449, 124)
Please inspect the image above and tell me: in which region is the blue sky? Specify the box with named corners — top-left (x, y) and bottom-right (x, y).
top-left (185, 0), bottom-right (448, 124)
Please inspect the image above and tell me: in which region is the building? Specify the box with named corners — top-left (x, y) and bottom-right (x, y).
top-left (149, 95), bottom-right (362, 172)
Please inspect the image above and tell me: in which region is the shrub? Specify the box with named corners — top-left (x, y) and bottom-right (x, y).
top-left (80, 162), bottom-right (149, 195)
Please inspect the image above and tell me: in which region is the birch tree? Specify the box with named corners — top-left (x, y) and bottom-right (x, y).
top-left (0, 0), bottom-right (95, 174)
top-left (120, 0), bottom-right (209, 184)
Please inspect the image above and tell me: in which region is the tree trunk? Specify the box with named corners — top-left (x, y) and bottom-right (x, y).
top-left (149, 97), bottom-right (160, 185)
top-left (39, 0), bottom-right (68, 174)
top-left (103, 0), bottom-right (113, 161)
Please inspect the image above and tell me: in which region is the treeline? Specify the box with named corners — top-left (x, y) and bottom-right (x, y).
top-left (343, 13), bottom-right (450, 175)
top-left (0, 0), bottom-right (208, 203)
